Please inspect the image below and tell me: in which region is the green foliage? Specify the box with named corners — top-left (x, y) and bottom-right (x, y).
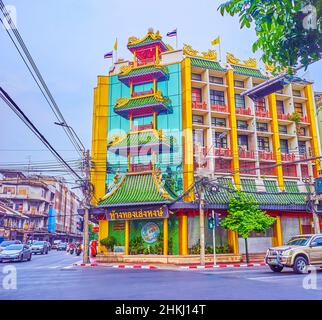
top-left (218, 0), bottom-right (322, 70)
top-left (288, 111), bottom-right (302, 123)
top-left (129, 236), bottom-right (145, 255)
top-left (129, 232), bottom-right (166, 255)
top-left (100, 236), bottom-right (118, 251)
top-left (189, 241), bottom-right (231, 254)
top-left (221, 190), bottom-right (276, 239)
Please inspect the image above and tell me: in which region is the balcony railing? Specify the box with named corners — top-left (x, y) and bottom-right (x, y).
top-left (136, 58), bottom-right (156, 66)
top-left (300, 115), bottom-right (309, 123)
top-left (281, 153), bottom-right (296, 162)
top-left (132, 89), bottom-right (154, 97)
top-left (258, 151), bottom-right (275, 161)
top-left (211, 104), bottom-right (228, 113)
top-left (129, 162), bottom-right (153, 173)
top-left (239, 149), bottom-right (255, 159)
top-left (235, 107), bottom-right (252, 116)
top-left (214, 148), bottom-right (232, 157)
top-left (255, 109), bottom-right (271, 118)
top-left (277, 113), bottom-right (291, 121)
top-left (299, 153), bottom-right (307, 161)
top-left (192, 101), bottom-right (208, 110)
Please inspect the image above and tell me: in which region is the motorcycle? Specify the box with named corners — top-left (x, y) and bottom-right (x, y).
top-left (76, 246), bottom-right (82, 256)
top-left (70, 247), bottom-right (75, 255)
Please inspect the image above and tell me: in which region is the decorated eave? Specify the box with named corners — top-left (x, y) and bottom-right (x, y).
top-left (118, 64), bottom-right (169, 86)
top-left (107, 129), bottom-right (175, 157)
top-left (127, 30), bottom-right (168, 53)
top-left (114, 91), bottom-right (172, 119)
top-left (98, 170), bottom-right (174, 207)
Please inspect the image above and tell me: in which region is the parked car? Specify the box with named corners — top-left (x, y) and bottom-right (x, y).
top-left (265, 234), bottom-right (322, 274)
top-left (57, 242), bottom-right (67, 251)
top-left (30, 241), bottom-right (49, 255)
top-left (0, 240), bottom-right (22, 252)
top-left (0, 244), bottom-right (32, 263)
top-left (52, 240), bottom-right (61, 250)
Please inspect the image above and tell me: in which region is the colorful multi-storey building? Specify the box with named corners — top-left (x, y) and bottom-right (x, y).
top-left (90, 30), bottom-right (320, 261)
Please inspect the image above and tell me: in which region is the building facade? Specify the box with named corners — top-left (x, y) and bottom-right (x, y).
top-left (90, 30), bottom-right (320, 258)
top-left (0, 172), bottom-right (82, 242)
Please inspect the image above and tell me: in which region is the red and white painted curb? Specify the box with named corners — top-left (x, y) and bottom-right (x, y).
top-left (180, 262), bottom-right (266, 270)
top-left (73, 263), bottom-right (98, 267)
top-left (112, 265), bottom-right (159, 270)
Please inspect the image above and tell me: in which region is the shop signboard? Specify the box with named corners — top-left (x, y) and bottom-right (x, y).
top-left (106, 206), bottom-right (169, 221)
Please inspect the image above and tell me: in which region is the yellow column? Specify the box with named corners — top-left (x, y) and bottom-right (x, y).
top-left (272, 216), bottom-right (283, 246)
top-left (133, 51), bottom-right (137, 66)
top-left (228, 230), bottom-right (239, 255)
top-left (299, 217), bottom-right (303, 235)
top-left (91, 76), bottom-right (109, 205)
top-left (153, 112), bottom-right (157, 129)
top-left (226, 69), bottom-right (240, 188)
top-left (153, 79), bottom-right (157, 93)
top-left (155, 47), bottom-right (160, 64)
top-left (268, 93), bottom-right (284, 190)
top-left (163, 218), bottom-right (168, 256)
top-left (180, 57), bottom-right (193, 256)
top-left (305, 84), bottom-right (321, 176)
top-left (98, 220), bottom-right (109, 253)
top-left (130, 82), bottom-right (133, 96)
top-left (125, 220), bottom-right (130, 255)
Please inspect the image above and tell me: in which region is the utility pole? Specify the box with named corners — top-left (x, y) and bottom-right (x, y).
top-left (311, 191), bottom-right (321, 234)
top-left (83, 150), bottom-right (91, 264)
top-left (198, 179), bottom-right (206, 266)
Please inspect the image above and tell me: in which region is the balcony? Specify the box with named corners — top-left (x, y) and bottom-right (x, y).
top-left (235, 107), bottom-right (252, 116)
top-left (281, 153), bottom-right (296, 162)
top-left (258, 151), bottom-right (275, 161)
top-left (136, 58), bottom-right (156, 66)
top-left (211, 104), bottom-right (228, 113)
top-left (300, 115), bottom-right (309, 123)
top-left (132, 89), bottom-right (154, 98)
top-left (238, 149), bottom-right (255, 159)
top-left (129, 162), bottom-right (153, 173)
top-left (255, 109), bottom-right (271, 118)
top-left (214, 148), bottom-right (232, 158)
top-left (192, 101), bottom-right (208, 111)
top-left (277, 113), bottom-right (291, 121)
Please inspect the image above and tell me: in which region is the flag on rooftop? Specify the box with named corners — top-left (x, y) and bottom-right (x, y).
top-left (211, 36), bottom-right (220, 46)
top-left (167, 29), bottom-right (177, 37)
top-left (104, 51), bottom-right (113, 59)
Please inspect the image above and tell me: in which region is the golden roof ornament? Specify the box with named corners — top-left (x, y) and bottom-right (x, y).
top-left (201, 49), bottom-right (218, 61)
top-left (226, 52), bottom-right (257, 68)
top-left (183, 44), bottom-right (199, 57)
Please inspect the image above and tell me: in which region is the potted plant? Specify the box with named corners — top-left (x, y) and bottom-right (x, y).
top-left (100, 236), bottom-right (118, 253)
top-left (287, 111), bottom-right (302, 134)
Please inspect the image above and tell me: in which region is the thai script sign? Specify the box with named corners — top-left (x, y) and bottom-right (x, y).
top-left (106, 206), bottom-right (168, 221)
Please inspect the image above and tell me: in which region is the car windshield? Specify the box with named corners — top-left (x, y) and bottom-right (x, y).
top-left (5, 245), bottom-right (23, 250)
top-left (0, 241), bottom-right (15, 247)
top-left (286, 237), bottom-right (310, 246)
top-left (33, 241), bottom-right (45, 245)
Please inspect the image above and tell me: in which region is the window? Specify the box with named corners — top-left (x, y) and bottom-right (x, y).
top-left (211, 117), bottom-right (226, 127)
top-left (298, 141), bottom-right (307, 154)
top-left (293, 89), bottom-right (302, 97)
top-left (3, 187), bottom-right (15, 194)
top-left (255, 98), bottom-right (266, 111)
top-left (210, 90), bottom-right (225, 106)
top-left (192, 73), bottom-right (202, 81)
top-left (213, 132), bottom-right (228, 148)
top-left (238, 135), bottom-right (248, 150)
top-left (256, 122), bottom-right (268, 132)
top-left (280, 139), bottom-right (289, 153)
top-left (278, 125), bottom-right (288, 134)
top-left (193, 129), bottom-right (204, 146)
top-left (235, 94), bottom-right (246, 109)
top-left (192, 88), bottom-right (202, 102)
top-left (312, 237), bottom-right (322, 246)
top-left (192, 115), bottom-right (204, 124)
top-left (257, 137), bottom-right (270, 152)
top-left (276, 100), bottom-right (285, 114)
top-left (209, 76), bottom-right (224, 84)
top-left (294, 103), bottom-right (304, 116)
top-left (237, 120), bottom-right (248, 130)
top-left (234, 80), bottom-right (244, 88)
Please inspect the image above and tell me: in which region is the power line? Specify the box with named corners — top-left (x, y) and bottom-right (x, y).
top-left (0, 1), bottom-right (84, 157)
top-left (0, 87), bottom-right (83, 181)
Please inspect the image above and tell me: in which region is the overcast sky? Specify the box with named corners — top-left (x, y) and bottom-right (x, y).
top-left (1, 0), bottom-right (321, 184)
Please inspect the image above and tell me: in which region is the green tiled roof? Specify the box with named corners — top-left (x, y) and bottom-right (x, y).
top-left (206, 179), bottom-right (308, 208)
top-left (108, 130), bottom-right (172, 149)
top-left (115, 94), bottom-right (171, 110)
top-left (119, 65), bottom-right (168, 77)
top-left (191, 58), bottom-right (226, 72)
top-left (99, 172), bottom-right (173, 206)
top-left (232, 65), bottom-right (267, 79)
top-left (127, 35), bottom-right (167, 50)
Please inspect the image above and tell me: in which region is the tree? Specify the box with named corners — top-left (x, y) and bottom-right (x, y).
top-left (221, 190), bottom-right (276, 263)
top-left (218, 0), bottom-right (321, 71)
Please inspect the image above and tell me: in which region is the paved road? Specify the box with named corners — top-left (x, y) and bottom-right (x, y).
top-left (1, 252), bottom-right (322, 300)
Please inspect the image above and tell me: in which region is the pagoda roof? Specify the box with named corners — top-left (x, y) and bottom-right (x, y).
top-left (118, 64), bottom-right (169, 86)
top-left (231, 64), bottom-right (267, 79)
top-left (191, 58), bottom-right (227, 72)
top-left (107, 129), bottom-right (175, 157)
top-left (127, 31), bottom-right (168, 52)
top-left (98, 171), bottom-right (174, 206)
top-left (114, 91), bottom-right (172, 118)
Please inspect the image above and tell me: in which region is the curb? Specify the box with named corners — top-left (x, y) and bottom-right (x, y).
top-left (73, 263), bottom-right (98, 267)
top-left (112, 265), bottom-right (159, 270)
top-left (180, 262), bottom-right (266, 270)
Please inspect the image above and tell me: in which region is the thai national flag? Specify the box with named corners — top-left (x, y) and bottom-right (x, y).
top-left (104, 51), bottom-right (113, 59)
top-left (167, 29), bottom-right (177, 37)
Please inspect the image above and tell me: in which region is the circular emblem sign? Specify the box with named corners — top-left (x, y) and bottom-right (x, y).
top-left (141, 222), bottom-right (160, 244)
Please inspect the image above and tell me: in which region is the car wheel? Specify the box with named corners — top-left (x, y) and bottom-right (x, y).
top-left (293, 256), bottom-right (308, 274)
top-left (20, 255), bottom-right (24, 262)
top-left (41, 250), bottom-right (44, 255)
top-left (269, 265), bottom-right (284, 272)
